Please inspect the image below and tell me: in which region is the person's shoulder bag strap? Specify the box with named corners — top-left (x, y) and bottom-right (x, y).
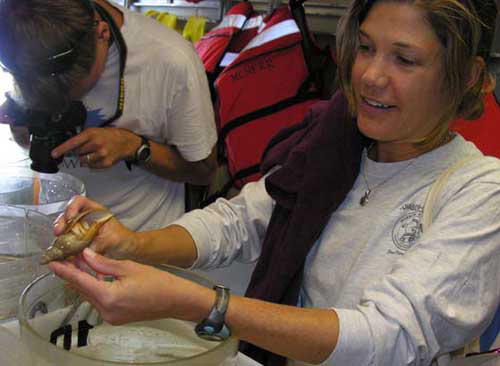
top-left (422, 155), bottom-right (500, 365)
top-left (422, 155), bottom-right (481, 231)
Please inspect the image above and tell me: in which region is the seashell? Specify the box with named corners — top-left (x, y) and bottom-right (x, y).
top-left (40, 209), bottom-right (113, 265)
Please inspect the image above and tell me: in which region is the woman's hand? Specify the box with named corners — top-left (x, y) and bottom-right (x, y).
top-left (54, 195), bottom-right (138, 259)
top-left (48, 249), bottom-right (214, 325)
top-left (50, 249), bottom-right (340, 364)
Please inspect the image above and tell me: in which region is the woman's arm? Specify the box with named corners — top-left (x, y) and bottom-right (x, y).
top-left (228, 293), bottom-right (339, 363)
top-left (130, 224), bottom-right (198, 267)
top-left (53, 195), bottom-right (198, 265)
top-left (48, 250), bottom-right (340, 365)
top-left (55, 175), bottom-right (273, 267)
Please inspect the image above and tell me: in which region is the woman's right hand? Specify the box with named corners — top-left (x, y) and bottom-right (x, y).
top-left (54, 195), bottom-right (138, 260)
top-left (48, 249), bottom-right (214, 326)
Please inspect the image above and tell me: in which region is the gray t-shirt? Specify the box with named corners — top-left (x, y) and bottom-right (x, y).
top-left (174, 134), bottom-right (500, 366)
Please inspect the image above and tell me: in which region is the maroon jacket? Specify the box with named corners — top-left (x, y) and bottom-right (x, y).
top-left (241, 91), bottom-right (368, 365)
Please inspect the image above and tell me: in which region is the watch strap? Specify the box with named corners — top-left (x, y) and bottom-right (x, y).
top-left (195, 285), bottom-right (231, 341)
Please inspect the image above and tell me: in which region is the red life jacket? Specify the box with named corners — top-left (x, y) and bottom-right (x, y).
top-left (214, 5), bottom-right (321, 188)
top-left (450, 92), bottom-right (500, 158)
top-left (195, 2), bottom-right (254, 75)
top-left (217, 11), bottom-right (264, 70)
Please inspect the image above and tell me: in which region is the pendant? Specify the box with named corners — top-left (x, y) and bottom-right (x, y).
top-left (360, 189), bottom-right (371, 206)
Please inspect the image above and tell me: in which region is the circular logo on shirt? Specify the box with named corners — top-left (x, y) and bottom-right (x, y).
top-left (392, 210), bottom-right (422, 251)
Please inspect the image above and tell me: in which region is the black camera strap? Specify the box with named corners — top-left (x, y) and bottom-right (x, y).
top-left (93, 2), bottom-right (127, 127)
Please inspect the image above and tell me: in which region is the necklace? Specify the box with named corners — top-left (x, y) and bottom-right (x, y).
top-left (360, 133), bottom-right (453, 206)
top-left (359, 145), bottom-right (417, 206)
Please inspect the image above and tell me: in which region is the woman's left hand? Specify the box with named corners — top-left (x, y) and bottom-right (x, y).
top-left (48, 248), bottom-right (213, 325)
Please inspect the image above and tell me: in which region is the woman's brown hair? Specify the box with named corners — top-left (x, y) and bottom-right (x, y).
top-left (336, 0), bottom-right (496, 150)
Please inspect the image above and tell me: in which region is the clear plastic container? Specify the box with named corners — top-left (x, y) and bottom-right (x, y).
top-left (0, 167), bottom-right (85, 218)
top-left (18, 266), bottom-right (239, 366)
top-left (0, 205), bottom-right (53, 320)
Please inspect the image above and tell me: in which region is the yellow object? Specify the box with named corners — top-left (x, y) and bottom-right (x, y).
top-left (157, 12), bottom-right (177, 29)
top-left (145, 10), bottom-right (177, 30)
top-left (144, 10), bottom-right (160, 20)
top-left (182, 16), bottom-right (207, 43)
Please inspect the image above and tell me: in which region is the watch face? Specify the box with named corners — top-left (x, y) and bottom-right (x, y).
top-left (195, 323), bottom-right (231, 342)
top-left (137, 145), bottom-right (151, 162)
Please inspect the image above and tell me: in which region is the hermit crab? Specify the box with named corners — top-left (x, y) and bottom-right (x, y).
top-left (40, 209), bottom-right (113, 265)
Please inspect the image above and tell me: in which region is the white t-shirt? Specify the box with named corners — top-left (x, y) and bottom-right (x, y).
top-left (59, 6), bottom-right (217, 231)
top-left (173, 135), bottom-right (500, 366)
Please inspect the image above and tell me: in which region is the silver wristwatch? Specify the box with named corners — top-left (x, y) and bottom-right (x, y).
top-left (195, 285), bottom-right (231, 341)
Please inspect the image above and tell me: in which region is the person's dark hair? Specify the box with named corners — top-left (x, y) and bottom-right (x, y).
top-left (337, 0), bottom-right (497, 150)
top-left (472, 0), bottom-right (498, 63)
top-left (0, 0), bottom-right (97, 113)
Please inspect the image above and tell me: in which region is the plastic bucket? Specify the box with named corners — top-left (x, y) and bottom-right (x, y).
top-left (18, 266), bottom-right (239, 366)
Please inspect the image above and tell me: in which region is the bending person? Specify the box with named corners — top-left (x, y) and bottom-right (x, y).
top-left (0, 0), bottom-right (217, 230)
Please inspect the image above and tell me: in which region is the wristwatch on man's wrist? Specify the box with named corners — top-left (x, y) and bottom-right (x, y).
top-left (134, 135), bottom-right (151, 164)
top-left (195, 285), bottom-right (231, 341)
top-left (127, 134), bottom-right (151, 168)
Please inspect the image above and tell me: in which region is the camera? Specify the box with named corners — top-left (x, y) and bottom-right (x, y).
top-left (3, 96), bottom-right (86, 173)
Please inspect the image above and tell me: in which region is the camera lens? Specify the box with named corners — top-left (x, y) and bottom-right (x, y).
top-left (29, 135), bottom-right (64, 173)
top-left (30, 160), bottom-right (60, 174)
top-left (27, 101), bottom-right (86, 174)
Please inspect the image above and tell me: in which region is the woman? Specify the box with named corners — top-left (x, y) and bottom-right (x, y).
top-left (49, 0), bottom-right (500, 365)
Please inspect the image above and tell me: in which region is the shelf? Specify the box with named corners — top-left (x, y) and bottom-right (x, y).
top-left (133, 0), bottom-right (221, 9)
top-left (129, 0), bottom-right (349, 33)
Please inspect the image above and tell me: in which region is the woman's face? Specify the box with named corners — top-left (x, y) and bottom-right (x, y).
top-left (352, 1), bottom-right (449, 159)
